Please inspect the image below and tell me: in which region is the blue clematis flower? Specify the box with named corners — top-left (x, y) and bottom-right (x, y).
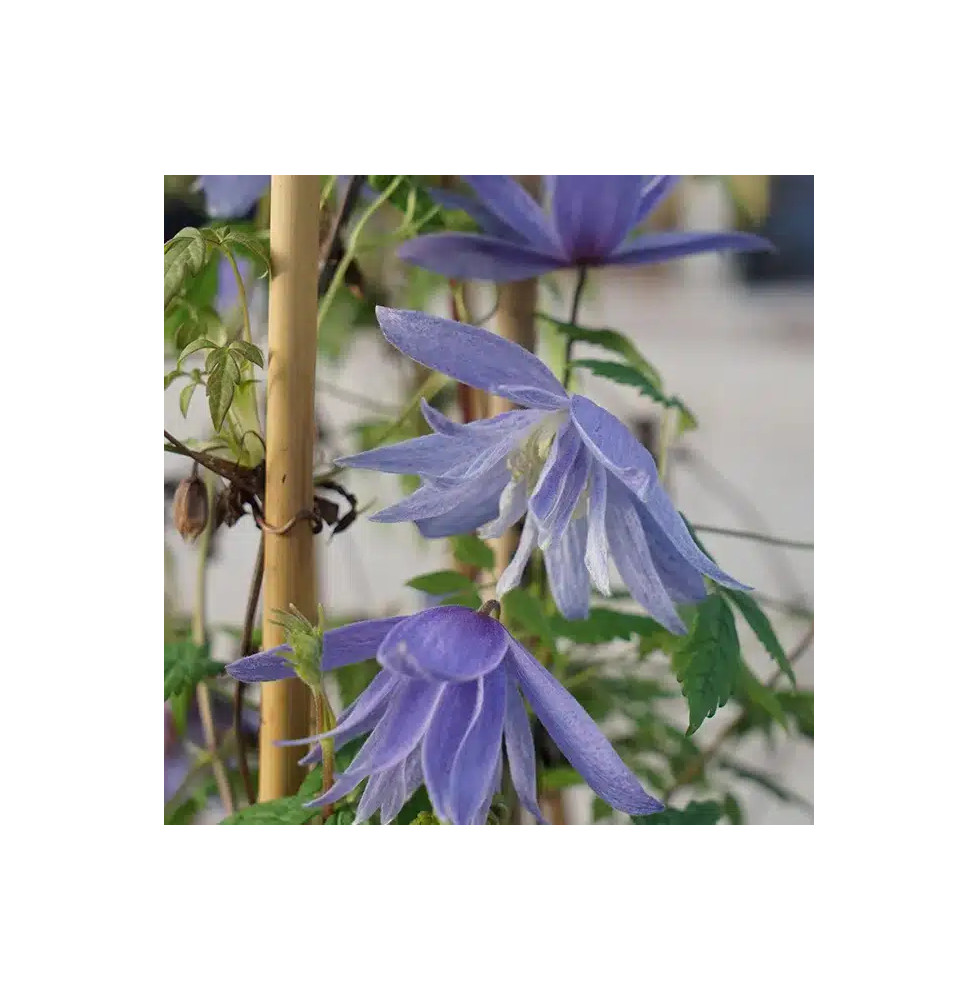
top-left (399, 175), bottom-right (773, 282)
top-left (198, 175), bottom-right (270, 219)
top-left (227, 604), bottom-right (664, 824)
top-left (336, 307), bottom-right (746, 631)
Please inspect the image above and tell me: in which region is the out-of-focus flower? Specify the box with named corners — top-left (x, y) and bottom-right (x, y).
top-left (399, 175), bottom-right (772, 281)
top-left (227, 605), bottom-right (664, 824)
top-left (336, 308), bottom-right (746, 629)
top-left (197, 175), bottom-right (270, 219)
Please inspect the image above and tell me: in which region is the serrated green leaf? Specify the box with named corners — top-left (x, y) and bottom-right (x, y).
top-left (405, 570), bottom-right (479, 599)
top-left (206, 352), bottom-right (240, 432)
top-left (537, 315), bottom-right (663, 389)
top-left (221, 767), bottom-right (323, 825)
top-left (220, 230), bottom-right (273, 277)
top-left (163, 369), bottom-right (185, 390)
top-left (632, 801), bottom-right (724, 825)
top-left (228, 340), bottom-right (264, 368)
top-left (550, 607), bottom-right (677, 647)
top-left (164, 227), bottom-right (208, 308)
top-left (178, 337), bottom-right (219, 367)
top-left (451, 534), bottom-right (495, 570)
top-left (164, 640), bottom-right (224, 701)
top-left (723, 588), bottom-right (796, 685)
top-left (571, 358), bottom-right (697, 431)
top-left (502, 589), bottom-right (554, 649)
top-left (672, 594), bottom-right (741, 735)
top-left (179, 381), bottom-right (197, 418)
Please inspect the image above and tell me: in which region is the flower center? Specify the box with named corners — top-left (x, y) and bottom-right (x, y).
top-left (506, 411), bottom-right (565, 492)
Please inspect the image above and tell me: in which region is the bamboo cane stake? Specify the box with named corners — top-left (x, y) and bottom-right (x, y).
top-left (258, 175), bottom-right (320, 801)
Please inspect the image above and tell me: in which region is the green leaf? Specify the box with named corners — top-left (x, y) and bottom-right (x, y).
top-left (164, 641), bottom-right (225, 701)
top-left (439, 591), bottom-right (481, 610)
top-left (367, 176), bottom-right (445, 234)
top-left (571, 358), bottom-right (698, 432)
top-left (228, 340), bottom-right (265, 369)
top-left (672, 594), bottom-right (741, 735)
top-left (178, 337), bottom-right (219, 367)
top-left (451, 534), bottom-right (495, 570)
top-left (723, 588), bottom-right (796, 685)
top-left (550, 607), bottom-right (677, 647)
top-left (537, 315), bottom-right (663, 389)
top-left (221, 767), bottom-right (323, 825)
top-left (164, 227), bottom-right (208, 308)
top-left (632, 801), bottom-right (724, 825)
top-left (409, 811), bottom-right (441, 825)
top-left (220, 230), bottom-right (273, 277)
top-left (163, 369), bottom-right (185, 390)
top-left (206, 351), bottom-right (240, 432)
top-left (780, 690), bottom-right (814, 739)
top-left (405, 570), bottom-right (479, 600)
top-left (735, 661), bottom-right (788, 730)
top-left (539, 767), bottom-right (584, 791)
top-left (179, 381), bottom-right (198, 418)
top-left (502, 589), bottom-right (554, 650)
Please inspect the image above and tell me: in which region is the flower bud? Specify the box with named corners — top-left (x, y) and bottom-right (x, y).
top-left (173, 474), bottom-right (209, 541)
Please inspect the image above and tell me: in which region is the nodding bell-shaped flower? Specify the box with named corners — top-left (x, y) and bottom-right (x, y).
top-left (399, 175), bottom-right (773, 282)
top-left (226, 603), bottom-right (665, 825)
top-left (336, 307), bottom-right (749, 632)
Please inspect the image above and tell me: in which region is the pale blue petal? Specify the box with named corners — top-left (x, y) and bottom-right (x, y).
top-left (335, 433), bottom-right (487, 476)
top-left (370, 460), bottom-right (510, 524)
top-left (378, 606), bottom-right (509, 682)
top-left (503, 671), bottom-right (546, 823)
top-left (539, 446), bottom-right (590, 548)
top-left (478, 478), bottom-right (528, 539)
top-left (198, 175), bottom-right (269, 218)
top-left (504, 639), bottom-right (664, 816)
top-left (607, 230), bottom-right (775, 267)
top-left (551, 176), bottom-right (646, 259)
top-left (634, 500), bottom-right (708, 604)
top-left (376, 307), bottom-right (568, 408)
top-left (635, 176), bottom-right (681, 222)
top-left (422, 680), bottom-right (481, 822)
top-left (225, 645), bottom-right (292, 682)
top-left (416, 489), bottom-right (505, 538)
top-left (543, 517), bottom-right (590, 619)
top-left (398, 233), bottom-right (568, 282)
top-left (585, 463), bottom-right (611, 596)
top-left (341, 679), bottom-right (445, 781)
top-left (529, 420), bottom-right (581, 525)
top-left (605, 479), bottom-right (687, 634)
top-left (447, 667), bottom-right (507, 825)
top-left (463, 176), bottom-right (563, 254)
top-left (304, 770), bottom-right (362, 809)
top-left (497, 517), bottom-right (539, 596)
top-left (322, 617), bottom-right (409, 671)
top-left (355, 767), bottom-right (398, 824)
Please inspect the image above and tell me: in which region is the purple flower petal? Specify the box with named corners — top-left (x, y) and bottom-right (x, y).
top-left (427, 186), bottom-right (523, 240)
top-left (225, 645), bottom-right (292, 682)
top-left (463, 176), bottom-right (563, 254)
top-left (635, 176), bottom-right (681, 221)
top-left (322, 617), bottom-right (409, 671)
top-left (606, 230), bottom-right (774, 267)
top-left (448, 667), bottom-right (507, 824)
top-left (504, 639), bottom-right (664, 816)
top-left (529, 421), bottom-right (581, 526)
top-left (398, 233), bottom-right (568, 282)
top-left (370, 460), bottom-right (510, 524)
top-left (420, 398), bottom-right (549, 439)
top-left (584, 463), bottom-right (611, 596)
top-left (378, 607), bottom-right (509, 682)
top-left (503, 671), bottom-right (546, 823)
top-left (633, 501), bottom-right (708, 604)
top-left (543, 517), bottom-right (590, 619)
top-left (539, 446), bottom-right (590, 548)
top-left (551, 176), bottom-right (646, 260)
top-left (422, 680), bottom-right (481, 821)
top-left (478, 478), bottom-right (529, 539)
top-left (376, 307), bottom-right (568, 409)
top-left (198, 175), bottom-right (269, 219)
top-left (415, 490), bottom-right (507, 539)
top-left (605, 478), bottom-right (687, 634)
top-left (335, 433), bottom-right (488, 476)
top-left (342, 678), bottom-right (445, 782)
top-left (497, 517), bottom-right (539, 596)
top-left (356, 767), bottom-right (399, 824)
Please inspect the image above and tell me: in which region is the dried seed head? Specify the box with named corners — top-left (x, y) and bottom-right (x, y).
top-left (173, 474), bottom-right (209, 541)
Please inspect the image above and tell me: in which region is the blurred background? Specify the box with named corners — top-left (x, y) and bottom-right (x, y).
top-left (164, 175), bottom-right (813, 823)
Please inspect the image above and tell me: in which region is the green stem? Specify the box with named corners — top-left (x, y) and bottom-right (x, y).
top-left (562, 265), bottom-right (588, 389)
top-left (690, 524), bottom-right (815, 551)
top-left (313, 687), bottom-right (338, 820)
top-left (317, 175), bottom-right (403, 328)
top-left (224, 250), bottom-right (253, 344)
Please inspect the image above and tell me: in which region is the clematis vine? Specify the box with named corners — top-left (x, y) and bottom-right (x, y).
top-left (399, 175), bottom-right (773, 282)
top-left (226, 603), bottom-right (664, 824)
top-left (336, 307), bottom-right (747, 631)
